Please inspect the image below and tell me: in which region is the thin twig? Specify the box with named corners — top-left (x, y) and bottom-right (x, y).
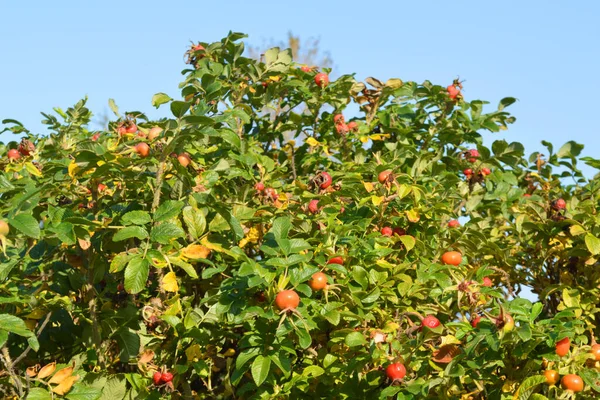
top-left (13, 312), bottom-right (52, 366)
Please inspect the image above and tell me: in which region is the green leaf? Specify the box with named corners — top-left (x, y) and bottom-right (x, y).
top-left (270, 217), bottom-right (291, 243)
top-left (0, 330), bottom-right (8, 348)
top-left (98, 376), bottom-right (127, 400)
top-left (154, 200), bottom-right (185, 222)
top-left (117, 329), bottom-right (140, 363)
top-left (151, 92), bottom-right (172, 108)
top-left (344, 331), bottom-right (367, 347)
top-left (530, 302), bottom-right (543, 322)
top-left (110, 253), bottom-right (132, 273)
top-left (302, 365), bottom-right (324, 377)
top-left (28, 336), bottom-right (40, 352)
top-left (251, 355), bottom-right (271, 387)
top-left (113, 226), bottom-right (148, 242)
top-left (9, 214), bottom-right (40, 238)
top-left (124, 256), bottom-right (149, 294)
top-left (65, 383), bottom-right (103, 400)
top-left (557, 141), bottom-right (584, 158)
top-left (513, 375), bottom-right (547, 400)
top-left (150, 223), bottom-right (185, 244)
top-left (182, 206), bottom-right (206, 239)
top-left (585, 233), bottom-right (600, 255)
top-left (168, 256), bottom-right (198, 279)
top-left (121, 211), bottom-right (151, 225)
top-left (170, 101), bottom-right (191, 118)
top-left (0, 314), bottom-right (33, 337)
top-left (26, 388), bottom-right (52, 400)
top-left (398, 235), bottom-right (415, 251)
top-left (53, 222), bottom-right (76, 245)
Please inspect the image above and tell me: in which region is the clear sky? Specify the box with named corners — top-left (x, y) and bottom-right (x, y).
top-left (1, 1), bottom-right (599, 175)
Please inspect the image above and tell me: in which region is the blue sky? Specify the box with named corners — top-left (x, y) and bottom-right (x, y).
top-left (1, 0), bottom-right (599, 175)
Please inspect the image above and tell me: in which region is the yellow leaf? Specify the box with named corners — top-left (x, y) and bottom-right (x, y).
top-left (52, 375), bottom-right (78, 395)
top-left (306, 137), bottom-right (320, 147)
top-left (371, 195), bottom-right (384, 206)
top-left (440, 335), bottom-right (461, 346)
top-left (162, 271), bottom-right (179, 293)
top-left (68, 161), bottom-right (80, 178)
top-left (570, 225), bottom-right (586, 236)
top-left (363, 181), bottom-right (375, 193)
top-left (25, 308), bottom-right (47, 320)
top-left (359, 136), bottom-right (369, 143)
top-left (37, 362), bottom-right (56, 379)
top-left (385, 78), bottom-right (403, 89)
top-left (25, 162), bottom-right (42, 177)
top-left (223, 348), bottom-right (236, 357)
top-left (186, 344), bottom-right (202, 361)
top-left (48, 366), bottom-right (74, 384)
top-left (97, 160), bottom-right (106, 166)
top-left (270, 75), bottom-right (281, 82)
top-left (369, 134), bottom-right (390, 141)
top-left (182, 244), bottom-right (211, 260)
top-left (406, 209), bottom-right (420, 223)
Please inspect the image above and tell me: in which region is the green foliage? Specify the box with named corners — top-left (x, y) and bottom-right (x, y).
top-left (1, 32), bottom-right (600, 399)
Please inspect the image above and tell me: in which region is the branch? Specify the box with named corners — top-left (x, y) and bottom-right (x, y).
top-left (152, 157), bottom-right (167, 212)
top-left (13, 312), bottom-right (52, 366)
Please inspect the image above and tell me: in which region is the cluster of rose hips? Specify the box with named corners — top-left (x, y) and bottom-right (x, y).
top-left (447, 80), bottom-right (463, 100)
top-left (333, 114), bottom-right (358, 136)
top-left (6, 138), bottom-right (36, 161)
top-left (540, 337), bottom-right (600, 392)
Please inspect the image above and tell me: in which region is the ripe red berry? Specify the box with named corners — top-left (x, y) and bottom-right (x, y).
top-left (275, 290), bottom-right (300, 310)
top-left (160, 372), bottom-right (174, 383)
top-left (471, 315), bottom-right (482, 328)
top-left (255, 182), bottom-right (265, 192)
top-left (422, 315), bottom-right (441, 329)
top-left (482, 277), bottom-right (493, 287)
top-left (92, 132), bottom-right (101, 141)
top-left (309, 272), bottom-right (328, 291)
top-left (463, 168), bottom-right (473, 176)
top-left (153, 372), bottom-right (162, 385)
top-left (381, 227), bottom-right (393, 237)
top-left (553, 198), bottom-right (566, 210)
top-left (300, 65), bottom-right (312, 72)
top-left (333, 114), bottom-right (345, 124)
top-left (347, 121), bottom-right (358, 131)
top-left (385, 362), bottom-right (406, 381)
top-left (314, 73), bottom-right (329, 88)
top-left (448, 219), bottom-right (460, 228)
top-left (468, 149), bottom-right (479, 163)
top-left (481, 167), bottom-right (491, 176)
top-left (555, 337), bottom-right (570, 357)
top-left (7, 149), bottom-right (20, 160)
top-left (327, 256), bottom-right (344, 265)
top-left (308, 199), bottom-right (319, 214)
top-left (125, 123), bottom-right (138, 134)
top-left (447, 85), bottom-right (460, 100)
top-left (319, 172), bottom-right (332, 189)
top-left (523, 193), bottom-right (532, 198)
top-left (378, 170), bottom-right (393, 184)
top-left (335, 123), bottom-right (349, 135)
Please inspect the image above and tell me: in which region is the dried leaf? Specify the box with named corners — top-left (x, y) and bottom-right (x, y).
top-left (48, 366), bottom-right (74, 384)
top-left (52, 375), bottom-right (78, 395)
top-left (432, 344), bottom-right (460, 364)
top-left (26, 365), bottom-right (39, 378)
top-left (78, 238), bottom-right (91, 250)
top-left (138, 350), bottom-right (155, 364)
top-left (182, 244), bottom-right (211, 260)
top-left (37, 362), bottom-right (56, 379)
top-left (365, 77), bottom-right (384, 88)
